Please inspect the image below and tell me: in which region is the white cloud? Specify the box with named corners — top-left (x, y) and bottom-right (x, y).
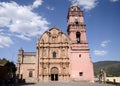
top-left (110, 0), bottom-right (119, 2)
top-left (16, 34), bottom-right (31, 41)
top-left (0, 29), bottom-right (4, 35)
top-left (94, 50), bottom-right (107, 56)
top-left (0, 35), bottom-right (13, 48)
top-left (0, 1), bottom-right (49, 41)
top-left (32, 0), bottom-right (43, 9)
top-left (101, 40), bottom-right (111, 47)
top-left (69, 0), bottom-right (98, 10)
top-left (46, 6), bottom-right (55, 11)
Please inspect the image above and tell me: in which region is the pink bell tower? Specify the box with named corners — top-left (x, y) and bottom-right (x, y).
top-left (67, 5), bottom-right (94, 82)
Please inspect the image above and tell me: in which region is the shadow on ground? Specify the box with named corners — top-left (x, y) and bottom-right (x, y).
top-left (17, 82), bottom-right (36, 86)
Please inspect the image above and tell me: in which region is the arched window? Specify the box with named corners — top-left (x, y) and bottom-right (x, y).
top-left (76, 32), bottom-right (80, 43)
top-left (29, 71), bottom-right (33, 77)
top-left (53, 51), bottom-right (56, 59)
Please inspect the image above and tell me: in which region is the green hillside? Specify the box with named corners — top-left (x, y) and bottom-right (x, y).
top-left (93, 61), bottom-right (120, 77)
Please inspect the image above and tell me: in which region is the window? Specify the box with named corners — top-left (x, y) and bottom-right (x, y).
top-left (79, 72), bottom-right (83, 76)
top-left (75, 21), bottom-right (78, 25)
top-left (79, 54), bottom-right (81, 58)
top-left (53, 52), bottom-right (56, 59)
top-left (29, 71), bottom-right (33, 77)
top-left (76, 32), bottom-right (80, 43)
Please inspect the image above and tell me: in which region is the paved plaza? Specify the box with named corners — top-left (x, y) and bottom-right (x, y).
top-left (19, 82), bottom-right (116, 86)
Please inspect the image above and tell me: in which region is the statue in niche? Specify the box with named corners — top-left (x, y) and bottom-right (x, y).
top-left (42, 64), bottom-right (47, 74)
top-left (61, 49), bottom-right (65, 56)
top-left (43, 48), bottom-right (46, 57)
top-left (63, 64), bottom-right (67, 74)
top-left (44, 67), bottom-right (47, 74)
top-left (52, 37), bottom-right (55, 43)
top-left (63, 67), bottom-right (66, 74)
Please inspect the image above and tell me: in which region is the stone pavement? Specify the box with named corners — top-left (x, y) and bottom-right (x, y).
top-left (19, 82), bottom-right (116, 86)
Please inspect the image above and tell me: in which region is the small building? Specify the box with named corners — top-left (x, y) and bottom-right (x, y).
top-left (106, 77), bottom-right (120, 83)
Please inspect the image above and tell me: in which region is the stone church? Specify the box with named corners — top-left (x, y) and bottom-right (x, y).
top-left (16, 5), bottom-right (94, 82)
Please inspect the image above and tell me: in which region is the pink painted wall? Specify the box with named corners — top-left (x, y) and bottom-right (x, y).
top-left (69, 50), bottom-right (94, 82)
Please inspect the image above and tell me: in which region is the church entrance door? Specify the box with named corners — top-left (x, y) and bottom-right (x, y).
top-left (51, 67), bottom-right (58, 81)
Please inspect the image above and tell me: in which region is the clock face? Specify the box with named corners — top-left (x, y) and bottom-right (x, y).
top-left (75, 17), bottom-right (78, 22)
top-left (75, 17), bottom-right (78, 20)
top-left (74, 17), bottom-right (79, 24)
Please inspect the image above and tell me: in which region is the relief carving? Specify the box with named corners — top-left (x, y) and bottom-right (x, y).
top-left (40, 39), bottom-right (44, 44)
top-left (38, 28), bottom-right (69, 79)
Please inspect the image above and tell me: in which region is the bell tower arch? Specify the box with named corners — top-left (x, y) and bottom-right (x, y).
top-left (67, 5), bottom-right (94, 82)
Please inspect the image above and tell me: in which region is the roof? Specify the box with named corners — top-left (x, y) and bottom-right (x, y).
top-left (23, 52), bottom-right (36, 56)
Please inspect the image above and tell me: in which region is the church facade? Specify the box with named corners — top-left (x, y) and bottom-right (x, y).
top-left (16, 5), bottom-right (94, 82)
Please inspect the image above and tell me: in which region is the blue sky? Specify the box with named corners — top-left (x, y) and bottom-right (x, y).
top-left (0, 0), bottom-right (120, 63)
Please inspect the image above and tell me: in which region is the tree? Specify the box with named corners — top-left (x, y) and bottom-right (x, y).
top-left (5, 61), bottom-right (16, 74)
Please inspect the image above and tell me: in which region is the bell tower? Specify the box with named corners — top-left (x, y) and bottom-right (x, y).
top-left (67, 5), bottom-right (94, 82)
top-left (67, 5), bottom-right (87, 44)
